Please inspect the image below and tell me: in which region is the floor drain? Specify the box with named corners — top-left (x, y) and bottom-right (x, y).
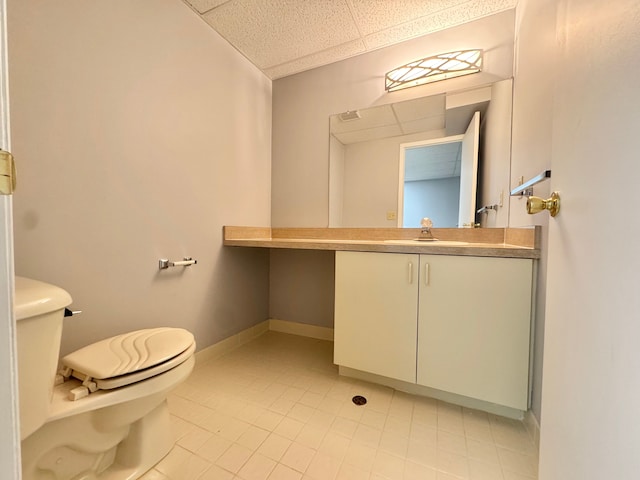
top-left (352, 395), bottom-right (367, 406)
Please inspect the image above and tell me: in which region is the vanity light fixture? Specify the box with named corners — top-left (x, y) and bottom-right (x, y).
top-left (385, 49), bottom-right (483, 92)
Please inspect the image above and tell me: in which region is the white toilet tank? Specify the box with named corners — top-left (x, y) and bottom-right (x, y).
top-left (15, 277), bottom-right (72, 440)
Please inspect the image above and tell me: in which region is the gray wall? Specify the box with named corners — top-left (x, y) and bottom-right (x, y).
top-left (403, 177), bottom-right (460, 228)
top-left (269, 250), bottom-right (335, 329)
top-left (9, 0), bottom-right (273, 355)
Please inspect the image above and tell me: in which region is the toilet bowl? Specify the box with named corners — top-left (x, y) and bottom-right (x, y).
top-left (15, 277), bottom-right (196, 480)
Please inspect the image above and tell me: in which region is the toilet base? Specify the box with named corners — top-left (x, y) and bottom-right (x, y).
top-left (21, 397), bottom-right (174, 480)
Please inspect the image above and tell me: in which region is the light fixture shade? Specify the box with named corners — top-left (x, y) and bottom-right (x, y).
top-left (385, 50), bottom-right (483, 92)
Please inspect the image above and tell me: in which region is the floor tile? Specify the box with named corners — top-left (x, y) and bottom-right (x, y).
top-left (176, 425), bottom-right (213, 452)
top-left (139, 470), bottom-right (170, 480)
top-left (437, 430), bottom-right (467, 457)
top-left (352, 423), bottom-right (382, 448)
top-left (154, 445), bottom-right (211, 479)
top-left (237, 453), bottom-right (277, 480)
top-left (371, 450), bottom-right (404, 480)
top-left (197, 434), bottom-right (233, 463)
top-left (254, 410), bottom-right (285, 432)
top-left (335, 463), bottom-right (370, 480)
top-left (237, 425), bottom-right (270, 450)
top-left (305, 451), bottom-right (342, 480)
top-left (497, 448), bottom-right (538, 477)
top-left (216, 443), bottom-right (253, 473)
top-left (160, 332), bottom-right (538, 480)
top-left (318, 431), bottom-right (350, 460)
top-left (257, 433), bottom-right (293, 461)
top-left (342, 440), bottom-right (376, 472)
top-left (404, 459), bottom-right (437, 480)
top-left (198, 464), bottom-right (236, 480)
top-left (274, 417), bottom-right (305, 440)
top-left (468, 458), bottom-right (504, 480)
top-left (297, 424), bottom-right (328, 449)
top-left (330, 416), bottom-right (358, 438)
top-left (280, 441), bottom-right (316, 473)
top-left (268, 463), bottom-right (303, 480)
top-left (436, 449), bottom-right (469, 479)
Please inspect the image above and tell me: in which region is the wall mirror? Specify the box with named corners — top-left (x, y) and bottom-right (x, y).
top-left (328, 82), bottom-right (511, 228)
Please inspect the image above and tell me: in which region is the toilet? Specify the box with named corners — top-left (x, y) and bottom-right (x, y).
top-left (15, 276), bottom-right (196, 480)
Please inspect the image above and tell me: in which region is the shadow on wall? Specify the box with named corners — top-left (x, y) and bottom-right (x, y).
top-left (269, 249), bottom-right (336, 329)
top-left (202, 246), bottom-right (270, 347)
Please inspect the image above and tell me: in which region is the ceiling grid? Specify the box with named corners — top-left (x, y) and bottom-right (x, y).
top-left (182, 0), bottom-right (517, 79)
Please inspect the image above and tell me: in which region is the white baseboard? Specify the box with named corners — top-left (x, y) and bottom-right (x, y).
top-left (268, 318), bottom-right (334, 341)
top-left (194, 319), bottom-right (333, 367)
top-left (194, 320), bottom-right (269, 367)
top-left (524, 409), bottom-right (541, 452)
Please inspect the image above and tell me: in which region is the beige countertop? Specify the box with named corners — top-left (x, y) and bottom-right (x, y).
top-left (223, 226), bottom-right (541, 259)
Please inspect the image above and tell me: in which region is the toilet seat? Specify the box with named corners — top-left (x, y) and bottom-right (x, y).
top-left (60, 327), bottom-right (195, 400)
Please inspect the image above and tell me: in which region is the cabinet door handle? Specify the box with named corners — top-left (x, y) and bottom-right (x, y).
top-left (424, 263), bottom-right (430, 286)
top-left (408, 261), bottom-right (414, 284)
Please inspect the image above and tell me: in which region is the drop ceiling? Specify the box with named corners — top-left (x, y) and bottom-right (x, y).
top-left (182, 0), bottom-right (518, 79)
top-left (329, 86), bottom-right (490, 145)
top-left (330, 94), bottom-right (447, 145)
top-left (405, 141), bottom-right (462, 182)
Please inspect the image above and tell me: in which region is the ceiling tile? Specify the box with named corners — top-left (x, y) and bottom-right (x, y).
top-left (186, 0), bottom-right (231, 15)
top-left (406, 142), bottom-right (460, 160)
top-left (265, 39), bottom-right (366, 79)
top-left (405, 163), bottom-right (459, 181)
top-left (363, 0), bottom-right (516, 50)
top-left (400, 116), bottom-right (446, 135)
top-left (349, 0), bottom-right (467, 36)
top-left (393, 94), bottom-right (446, 123)
top-left (182, 0), bottom-right (515, 79)
top-left (335, 124), bottom-right (403, 144)
top-left (405, 158), bottom-right (460, 181)
top-left (330, 104), bottom-right (396, 134)
top-left (405, 140), bottom-right (462, 181)
top-left (202, 0), bottom-right (359, 69)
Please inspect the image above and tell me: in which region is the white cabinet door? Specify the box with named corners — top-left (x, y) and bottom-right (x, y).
top-left (334, 251), bottom-right (419, 383)
top-left (417, 255), bottom-right (533, 410)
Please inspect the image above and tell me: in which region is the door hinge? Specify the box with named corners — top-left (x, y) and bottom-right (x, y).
top-left (0, 149), bottom-right (16, 195)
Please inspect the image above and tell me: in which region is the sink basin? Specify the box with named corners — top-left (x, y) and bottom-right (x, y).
top-left (383, 239), bottom-right (470, 246)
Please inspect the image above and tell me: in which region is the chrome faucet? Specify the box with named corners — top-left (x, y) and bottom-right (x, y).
top-left (419, 217), bottom-right (436, 240)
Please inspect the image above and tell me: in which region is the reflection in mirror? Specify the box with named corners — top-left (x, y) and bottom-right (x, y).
top-left (328, 86), bottom-right (498, 228)
top-left (399, 136), bottom-right (464, 228)
top-left (399, 109), bottom-right (480, 228)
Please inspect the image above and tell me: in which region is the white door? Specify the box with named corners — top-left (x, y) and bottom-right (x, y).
top-left (458, 111), bottom-right (479, 227)
top-left (0, 0), bottom-right (21, 476)
top-left (539, 0), bottom-right (640, 478)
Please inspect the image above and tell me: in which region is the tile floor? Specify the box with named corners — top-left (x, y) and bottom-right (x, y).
top-left (142, 331), bottom-right (538, 480)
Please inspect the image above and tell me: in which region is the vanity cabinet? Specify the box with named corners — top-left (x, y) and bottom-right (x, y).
top-left (334, 251), bottom-right (534, 410)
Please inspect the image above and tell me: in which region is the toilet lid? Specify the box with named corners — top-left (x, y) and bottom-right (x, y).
top-left (61, 327), bottom-right (195, 381)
